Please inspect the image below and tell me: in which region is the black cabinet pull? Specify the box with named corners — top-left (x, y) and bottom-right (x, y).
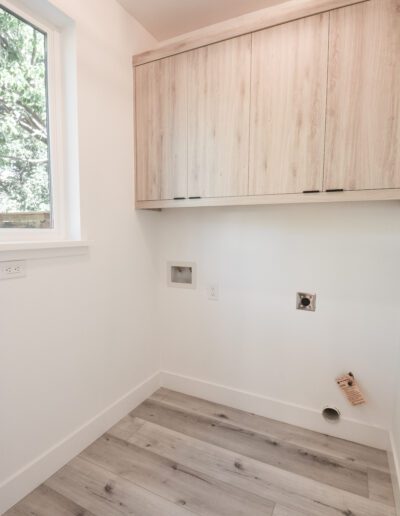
top-left (189, 196), bottom-right (201, 199)
top-left (326, 189), bottom-right (344, 192)
top-left (303, 190), bottom-right (320, 194)
top-left (173, 197), bottom-right (186, 200)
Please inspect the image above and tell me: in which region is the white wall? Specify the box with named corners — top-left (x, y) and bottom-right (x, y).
top-left (157, 202), bottom-right (400, 446)
top-left (2, 1), bottom-right (400, 511)
top-left (0, 0), bottom-right (159, 512)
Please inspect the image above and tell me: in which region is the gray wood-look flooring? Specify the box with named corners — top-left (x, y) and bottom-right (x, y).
top-left (5, 388), bottom-right (396, 516)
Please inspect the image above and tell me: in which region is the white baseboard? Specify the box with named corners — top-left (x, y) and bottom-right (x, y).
top-left (161, 371), bottom-right (389, 450)
top-left (389, 432), bottom-right (400, 516)
top-left (1, 370), bottom-right (393, 515)
top-left (0, 371), bottom-right (161, 515)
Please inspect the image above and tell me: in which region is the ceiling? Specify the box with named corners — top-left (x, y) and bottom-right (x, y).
top-left (118, 0), bottom-right (284, 41)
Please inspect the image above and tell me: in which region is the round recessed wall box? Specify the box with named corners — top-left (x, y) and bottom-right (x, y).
top-left (322, 406), bottom-right (341, 423)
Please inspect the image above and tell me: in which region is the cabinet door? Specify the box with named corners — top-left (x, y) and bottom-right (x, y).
top-left (324, 0), bottom-right (400, 191)
top-left (188, 36), bottom-right (251, 198)
top-left (249, 14), bottom-right (328, 195)
top-left (135, 54), bottom-right (188, 201)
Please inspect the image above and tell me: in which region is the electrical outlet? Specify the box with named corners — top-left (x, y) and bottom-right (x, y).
top-left (0, 260), bottom-right (26, 280)
top-left (208, 284), bottom-right (219, 301)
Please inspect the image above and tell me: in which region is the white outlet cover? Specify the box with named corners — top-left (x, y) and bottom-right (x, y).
top-left (208, 284), bottom-right (219, 301)
top-left (0, 260), bottom-right (26, 280)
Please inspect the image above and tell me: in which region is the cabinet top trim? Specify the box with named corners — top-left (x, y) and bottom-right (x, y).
top-left (132, 0), bottom-right (368, 67)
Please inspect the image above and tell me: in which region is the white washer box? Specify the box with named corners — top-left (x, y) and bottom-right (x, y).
top-left (167, 262), bottom-right (197, 289)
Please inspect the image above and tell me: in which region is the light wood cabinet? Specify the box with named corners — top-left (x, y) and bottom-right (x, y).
top-left (187, 36), bottom-right (251, 198)
top-left (324, 0), bottom-right (400, 191)
top-left (135, 53), bottom-right (188, 201)
top-left (134, 0), bottom-right (400, 209)
top-left (249, 14), bottom-right (329, 195)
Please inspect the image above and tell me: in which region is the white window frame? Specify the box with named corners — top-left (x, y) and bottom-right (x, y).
top-left (0, 1), bottom-right (69, 243)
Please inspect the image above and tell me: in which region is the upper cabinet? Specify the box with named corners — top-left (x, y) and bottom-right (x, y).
top-left (187, 36), bottom-right (251, 198)
top-left (249, 14), bottom-right (329, 195)
top-left (135, 53), bottom-right (188, 201)
top-left (134, 0), bottom-right (400, 208)
top-left (324, 0), bottom-right (400, 191)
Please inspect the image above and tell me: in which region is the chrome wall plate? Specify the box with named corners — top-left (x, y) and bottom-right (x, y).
top-left (297, 292), bottom-right (316, 311)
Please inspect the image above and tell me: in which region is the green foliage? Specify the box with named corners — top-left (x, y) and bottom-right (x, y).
top-left (0, 6), bottom-right (51, 213)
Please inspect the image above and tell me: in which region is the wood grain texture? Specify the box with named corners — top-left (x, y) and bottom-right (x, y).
top-left (324, 0), bottom-right (400, 191)
top-left (188, 35), bottom-right (251, 198)
top-left (131, 0), bottom-right (368, 66)
top-left (367, 468), bottom-right (396, 506)
top-left (249, 14), bottom-right (328, 195)
top-left (82, 432), bottom-right (275, 516)
top-left (135, 53), bottom-right (188, 201)
top-left (272, 506), bottom-right (308, 516)
top-left (4, 484), bottom-right (95, 516)
top-left (6, 389), bottom-right (395, 516)
top-left (123, 417), bottom-right (396, 516)
top-left (152, 388), bottom-right (390, 473)
top-left (132, 398), bottom-right (369, 497)
top-left (135, 187), bottom-right (400, 209)
top-left (47, 456), bottom-right (192, 516)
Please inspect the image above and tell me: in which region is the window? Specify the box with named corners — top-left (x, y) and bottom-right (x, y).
top-left (0, 4), bottom-right (53, 230)
top-left (0, 1), bottom-right (83, 251)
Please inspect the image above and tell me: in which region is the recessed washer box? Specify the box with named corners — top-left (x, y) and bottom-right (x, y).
top-left (167, 262), bottom-right (197, 289)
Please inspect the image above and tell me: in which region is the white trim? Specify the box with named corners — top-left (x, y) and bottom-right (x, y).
top-left (0, 0), bottom-right (53, 36)
top-left (47, 23), bottom-right (66, 238)
top-left (0, 370), bottom-right (394, 514)
top-left (0, 371), bottom-right (161, 514)
top-left (161, 371), bottom-right (390, 450)
top-left (0, 1), bottom-right (80, 243)
top-left (0, 240), bottom-right (89, 261)
top-left (389, 432), bottom-right (400, 516)
top-left (0, 240), bottom-right (88, 252)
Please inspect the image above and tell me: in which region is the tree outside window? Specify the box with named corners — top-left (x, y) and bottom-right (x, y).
top-left (0, 6), bottom-right (52, 229)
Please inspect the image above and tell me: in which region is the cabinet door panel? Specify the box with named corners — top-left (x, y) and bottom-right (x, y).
top-left (188, 36), bottom-right (251, 198)
top-left (249, 14), bottom-right (328, 195)
top-left (324, 0), bottom-right (400, 191)
top-left (136, 54), bottom-right (188, 201)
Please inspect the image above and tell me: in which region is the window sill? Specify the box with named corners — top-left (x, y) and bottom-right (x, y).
top-left (0, 240), bottom-right (89, 261)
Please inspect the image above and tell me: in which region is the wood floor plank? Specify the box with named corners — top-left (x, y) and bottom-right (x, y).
top-left (133, 398), bottom-right (369, 497)
top-left (6, 390), bottom-right (396, 516)
top-left (367, 468), bottom-right (395, 507)
top-left (81, 430), bottom-right (275, 516)
top-left (108, 414), bottom-right (146, 441)
top-left (4, 484), bottom-right (95, 516)
top-left (46, 456), bottom-right (194, 516)
top-left (118, 416), bottom-right (396, 516)
top-left (153, 388), bottom-right (390, 473)
top-left (272, 506), bottom-right (309, 516)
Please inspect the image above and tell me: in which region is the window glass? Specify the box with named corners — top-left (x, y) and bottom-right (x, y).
top-left (0, 6), bottom-right (52, 229)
